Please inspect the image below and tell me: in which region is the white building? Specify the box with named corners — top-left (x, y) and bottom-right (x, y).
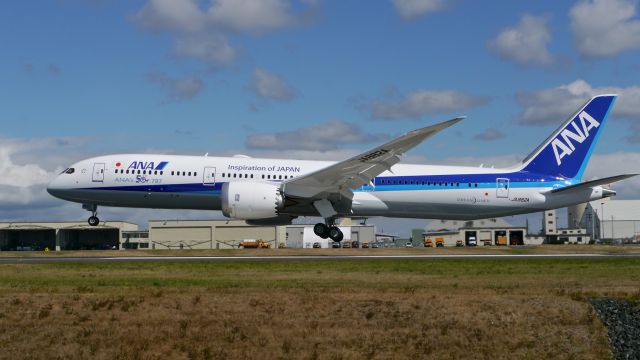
top-left (580, 200), bottom-right (640, 243)
top-left (423, 218), bottom-right (542, 246)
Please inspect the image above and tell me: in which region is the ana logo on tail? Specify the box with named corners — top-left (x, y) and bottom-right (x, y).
top-left (551, 111), bottom-right (600, 166)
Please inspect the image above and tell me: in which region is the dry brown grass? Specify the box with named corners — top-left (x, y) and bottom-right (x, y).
top-left (1, 258), bottom-right (634, 359)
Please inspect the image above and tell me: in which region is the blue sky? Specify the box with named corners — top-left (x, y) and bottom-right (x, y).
top-left (1, 0), bottom-right (639, 235)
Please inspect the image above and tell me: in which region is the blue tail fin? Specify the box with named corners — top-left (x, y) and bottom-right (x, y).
top-left (520, 94), bottom-right (617, 180)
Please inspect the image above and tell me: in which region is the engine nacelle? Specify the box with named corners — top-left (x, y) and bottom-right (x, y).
top-left (221, 182), bottom-right (283, 220)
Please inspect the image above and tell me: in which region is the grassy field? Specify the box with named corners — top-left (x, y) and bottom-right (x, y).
top-left (1, 258), bottom-right (639, 359)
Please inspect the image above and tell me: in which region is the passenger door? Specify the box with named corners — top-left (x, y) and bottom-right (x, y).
top-left (496, 178), bottom-right (509, 198)
top-left (92, 163), bottom-right (105, 183)
top-left (203, 167), bottom-right (216, 186)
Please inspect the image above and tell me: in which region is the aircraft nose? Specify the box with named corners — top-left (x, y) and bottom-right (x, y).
top-left (46, 175), bottom-right (65, 198)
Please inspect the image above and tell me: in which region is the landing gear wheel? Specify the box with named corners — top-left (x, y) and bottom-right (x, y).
top-left (88, 216), bottom-right (100, 227)
top-left (313, 223), bottom-right (330, 239)
top-left (328, 227), bottom-right (343, 242)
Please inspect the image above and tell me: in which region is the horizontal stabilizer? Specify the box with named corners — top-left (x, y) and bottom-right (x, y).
top-left (549, 174), bottom-right (638, 194)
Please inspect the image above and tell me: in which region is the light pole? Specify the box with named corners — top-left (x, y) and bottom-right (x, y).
top-left (601, 202), bottom-right (605, 241)
top-left (611, 216), bottom-right (615, 243)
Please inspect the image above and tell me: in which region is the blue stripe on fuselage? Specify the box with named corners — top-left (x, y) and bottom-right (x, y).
top-left (81, 170), bottom-right (573, 194)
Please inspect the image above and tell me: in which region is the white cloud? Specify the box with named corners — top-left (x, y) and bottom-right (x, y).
top-left (489, 15), bottom-right (555, 66)
top-left (132, 0), bottom-right (206, 33)
top-left (473, 128), bottom-right (506, 141)
top-left (515, 79), bottom-right (640, 125)
top-left (0, 139), bottom-right (69, 211)
top-left (391, 0), bottom-right (444, 20)
top-left (173, 35), bottom-right (236, 65)
top-left (249, 68), bottom-right (298, 101)
top-left (207, 0), bottom-right (295, 33)
top-left (147, 72), bottom-right (204, 101)
top-left (570, 0), bottom-right (640, 57)
top-left (246, 120), bottom-right (389, 151)
top-left (625, 123), bottom-right (640, 143)
top-left (132, 0), bottom-right (313, 65)
top-left (361, 89), bottom-right (490, 120)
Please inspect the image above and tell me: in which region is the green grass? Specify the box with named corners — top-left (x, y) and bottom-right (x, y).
top-left (2, 258), bottom-right (639, 292)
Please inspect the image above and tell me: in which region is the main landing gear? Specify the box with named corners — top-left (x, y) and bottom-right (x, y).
top-left (313, 222), bottom-right (344, 242)
top-left (312, 199), bottom-right (344, 242)
top-left (83, 203), bottom-right (100, 227)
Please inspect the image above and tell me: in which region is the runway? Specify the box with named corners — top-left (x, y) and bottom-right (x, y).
top-left (1, 253), bottom-right (640, 264)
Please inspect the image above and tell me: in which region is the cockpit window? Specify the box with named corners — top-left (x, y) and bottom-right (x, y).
top-left (65, 168), bottom-right (75, 174)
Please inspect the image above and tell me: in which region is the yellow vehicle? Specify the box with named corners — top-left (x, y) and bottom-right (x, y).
top-left (362, 242), bottom-right (369, 248)
top-left (424, 238), bottom-right (434, 247)
top-left (435, 237), bottom-right (444, 247)
top-left (496, 235), bottom-right (507, 246)
top-left (238, 240), bottom-right (271, 248)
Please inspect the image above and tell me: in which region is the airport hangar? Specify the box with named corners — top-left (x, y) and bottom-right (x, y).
top-left (2, 200), bottom-right (639, 251)
top-left (0, 220), bottom-right (376, 251)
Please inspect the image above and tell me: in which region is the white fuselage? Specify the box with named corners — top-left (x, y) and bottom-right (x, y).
top-left (47, 154), bottom-right (607, 220)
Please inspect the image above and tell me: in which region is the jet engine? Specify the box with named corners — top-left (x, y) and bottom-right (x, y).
top-left (221, 182), bottom-right (284, 220)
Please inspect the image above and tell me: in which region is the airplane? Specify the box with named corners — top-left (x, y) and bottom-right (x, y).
top-left (47, 94), bottom-right (636, 242)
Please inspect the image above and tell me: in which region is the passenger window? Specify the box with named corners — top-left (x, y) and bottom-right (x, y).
top-left (279, 175), bottom-right (282, 180)
top-left (251, 174), bottom-right (254, 179)
top-left (194, 172), bottom-right (197, 176)
top-left (233, 173), bottom-right (237, 178)
top-left (475, 183), bottom-right (478, 187)
top-left (160, 171), bottom-right (163, 175)
top-left (155, 171), bottom-right (158, 175)
top-left (171, 171), bottom-right (174, 176)
top-left (245, 174), bottom-right (248, 178)
top-left (261, 175), bottom-right (265, 179)
top-left (188, 172), bottom-right (192, 176)
top-left (137, 170), bottom-right (141, 174)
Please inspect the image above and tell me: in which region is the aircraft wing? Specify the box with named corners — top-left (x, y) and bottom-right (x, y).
top-left (549, 174), bottom-right (638, 194)
top-left (281, 117), bottom-right (464, 199)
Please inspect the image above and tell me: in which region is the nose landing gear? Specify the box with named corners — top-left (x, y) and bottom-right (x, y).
top-left (83, 204), bottom-right (100, 227)
top-left (88, 215), bottom-right (100, 227)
